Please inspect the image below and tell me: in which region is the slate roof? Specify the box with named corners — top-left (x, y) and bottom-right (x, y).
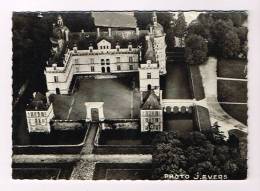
top-left (27, 92), bottom-right (49, 111)
top-left (92, 12), bottom-right (137, 28)
top-left (144, 37), bottom-right (156, 62)
top-left (142, 91), bottom-right (161, 110)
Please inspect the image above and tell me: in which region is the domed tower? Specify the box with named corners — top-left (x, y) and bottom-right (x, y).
top-left (151, 12), bottom-right (167, 75)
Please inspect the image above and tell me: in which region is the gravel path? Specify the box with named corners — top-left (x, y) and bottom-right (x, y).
top-left (199, 57), bottom-right (247, 138)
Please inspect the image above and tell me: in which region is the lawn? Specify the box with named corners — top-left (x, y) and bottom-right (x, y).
top-left (51, 94), bottom-right (73, 119)
top-left (93, 163), bottom-right (152, 180)
top-left (220, 104), bottom-right (247, 125)
top-left (52, 76), bottom-right (140, 120)
top-left (162, 61), bottom-right (192, 99)
top-left (217, 59), bottom-right (247, 79)
top-left (98, 129), bottom-right (155, 146)
top-left (13, 168), bottom-right (60, 180)
top-left (218, 80), bottom-right (247, 103)
top-left (164, 114), bottom-right (194, 138)
top-left (12, 163), bottom-right (74, 180)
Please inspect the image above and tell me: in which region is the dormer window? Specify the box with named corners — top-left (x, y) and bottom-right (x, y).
top-left (89, 45), bottom-right (93, 53)
top-left (52, 64), bottom-right (57, 70)
top-left (128, 43), bottom-right (132, 51)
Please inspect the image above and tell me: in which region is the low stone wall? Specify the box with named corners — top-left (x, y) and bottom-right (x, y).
top-left (52, 121), bottom-right (83, 131)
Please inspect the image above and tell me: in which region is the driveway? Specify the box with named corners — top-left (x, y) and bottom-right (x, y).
top-left (199, 57), bottom-right (247, 138)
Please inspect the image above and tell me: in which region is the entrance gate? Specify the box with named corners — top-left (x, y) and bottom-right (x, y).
top-left (85, 102), bottom-right (105, 122)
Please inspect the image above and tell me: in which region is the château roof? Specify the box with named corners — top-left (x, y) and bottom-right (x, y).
top-left (92, 12), bottom-right (137, 28)
top-left (27, 92), bottom-right (49, 111)
top-left (142, 91), bottom-right (161, 110)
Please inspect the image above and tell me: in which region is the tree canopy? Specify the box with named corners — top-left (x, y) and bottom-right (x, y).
top-left (152, 127), bottom-right (247, 180)
top-left (184, 34), bottom-right (208, 65)
top-left (186, 11), bottom-right (248, 59)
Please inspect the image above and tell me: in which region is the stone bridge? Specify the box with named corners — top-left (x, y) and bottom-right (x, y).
top-left (162, 99), bottom-right (196, 114)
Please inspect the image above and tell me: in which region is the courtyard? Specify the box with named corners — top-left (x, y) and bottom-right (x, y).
top-left (52, 75), bottom-right (141, 120)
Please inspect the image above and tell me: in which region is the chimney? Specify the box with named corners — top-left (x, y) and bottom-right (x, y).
top-left (65, 30), bottom-right (69, 41)
top-left (52, 23), bottom-right (55, 28)
top-left (45, 91), bottom-right (51, 105)
top-left (108, 27), bottom-right (112, 37)
top-left (149, 26), bottom-right (153, 34)
top-left (33, 92), bottom-right (37, 98)
top-left (89, 43), bottom-right (93, 52)
top-left (128, 42), bottom-right (132, 51)
top-left (97, 27), bottom-right (100, 37)
top-left (136, 27), bottom-right (140, 36)
top-left (116, 42), bottom-right (120, 51)
top-left (81, 29), bottom-right (84, 34)
top-left (145, 35), bottom-right (150, 41)
top-left (73, 44), bottom-right (78, 53)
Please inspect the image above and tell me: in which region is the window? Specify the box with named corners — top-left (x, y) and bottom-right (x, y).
top-left (90, 48), bottom-right (93, 53)
top-left (117, 65), bottom-right (121, 71)
top-left (90, 58), bottom-right (94, 64)
top-left (147, 72), bottom-right (151, 79)
top-left (30, 119), bottom-right (35, 125)
top-left (117, 47), bottom-right (120, 51)
top-left (75, 58), bottom-right (79, 64)
top-left (129, 46), bottom-right (132, 51)
top-left (54, 76), bottom-right (58, 82)
top-left (91, 66), bottom-right (95, 72)
top-left (35, 118), bottom-right (38, 125)
top-left (75, 66), bottom-right (79, 72)
top-left (106, 59), bottom-right (110, 65)
top-left (41, 112), bottom-right (44, 117)
top-left (116, 57), bottom-right (120, 63)
top-left (129, 65), bottom-right (133, 70)
top-left (107, 46), bottom-right (109, 49)
top-left (53, 65), bottom-right (57, 70)
top-left (101, 59), bottom-right (105, 65)
top-left (129, 56), bottom-right (133, 63)
top-left (155, 118), bottom-right (159, 123)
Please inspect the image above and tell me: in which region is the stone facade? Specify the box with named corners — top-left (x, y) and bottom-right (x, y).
top-left (25, 92), bottom-right (54, 133)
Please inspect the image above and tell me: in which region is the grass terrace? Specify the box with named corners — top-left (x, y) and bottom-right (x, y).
top-left (217, 80), bottom-right (247, 103)
top-left (93, 163), bottom-right (152, 180)
top-left (220, 104), bottom-right (247, 125)
top-left (217, 59), bottom-right (247, 79)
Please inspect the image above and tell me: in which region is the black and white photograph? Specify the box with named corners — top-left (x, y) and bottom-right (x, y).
top-left (1, 0), bottom-right (260, 191)
top-left (11, 10), bottom-right (248, 180)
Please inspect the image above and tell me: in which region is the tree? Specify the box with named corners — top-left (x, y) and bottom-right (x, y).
top-left (173, 12), bottom-right (187, 38)
top-left (222, 30), bottom-right (241, 58)
top-left (184, 34), bottom-right (208, 65)
top-left (152, 128), bottom-right (247, 180)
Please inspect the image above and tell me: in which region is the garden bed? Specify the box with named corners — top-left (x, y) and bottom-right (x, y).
top-left (93, 163), bottom-right (152, 180)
